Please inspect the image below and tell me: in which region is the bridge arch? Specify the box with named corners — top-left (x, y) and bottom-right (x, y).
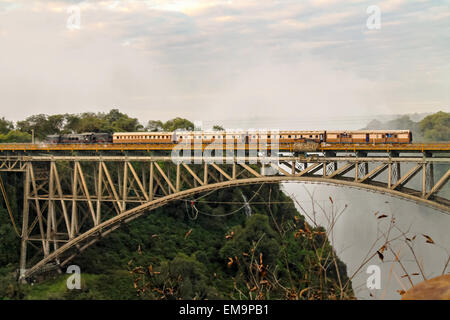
top-left (23, 175), bottom-right (449, 279)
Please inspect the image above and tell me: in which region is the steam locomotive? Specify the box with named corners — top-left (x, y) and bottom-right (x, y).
top-left (46, 133), bottom-right (113, 144)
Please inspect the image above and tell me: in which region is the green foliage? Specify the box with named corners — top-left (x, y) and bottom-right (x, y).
top-left (64, 109), bottom-right (143, 134)
top-left (0, 265), bottom-right (24, 300)
top-left (146, 120), bottom-right (164, 132)
top-left (13, 109), bottom-right (143, 139)
top-left (17, 114), bottom-right (65, 140)
top-left (419, 111), bottom-right (450, 142)
top-left (162, 117), bottom-right (194, 131)
top-left (0, 118), bottom-right (14, 135)
top-left (0, 131), bottom-right (31, 143)
top-left (145, 118), bottom-right (194, 132)
top-left (220, 214), bottom-right (280, 268)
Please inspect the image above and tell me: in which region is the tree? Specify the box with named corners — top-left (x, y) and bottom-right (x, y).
top-left (0, 131), bottom-right (31, 143)
top-left (0, 117), bottom-right (14, 135)
top-left (105, 109), bottom-right (143, 132)
top-left (146, 120), bottom-right (164, 132)
top-left (162, 118), bottom-right (194, 132)
top-left (64, 109), bottom-right (143, 133)
top-left (220, 214), bottom-right (280, 269)
top-left (16, 114), bottom-right (65, 140)
top-left (419, 111), bottom-right (450, 142)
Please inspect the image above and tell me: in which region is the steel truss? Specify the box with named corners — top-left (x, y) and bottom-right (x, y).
top-left (0, 155), bottom-right (448, 280)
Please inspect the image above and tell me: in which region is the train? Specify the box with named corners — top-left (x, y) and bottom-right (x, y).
top-left (45, 130), bottom-right (412, 145)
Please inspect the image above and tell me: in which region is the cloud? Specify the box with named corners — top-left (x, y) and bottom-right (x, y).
top-left (0, 0), bottom-right (448, 124)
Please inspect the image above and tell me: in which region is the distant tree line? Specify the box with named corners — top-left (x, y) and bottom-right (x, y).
top-left (0, 109), bottom-right (199, 142)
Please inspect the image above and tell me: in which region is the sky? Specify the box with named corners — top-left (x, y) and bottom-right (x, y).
top-left (0, 0), bottom-right (449, 126)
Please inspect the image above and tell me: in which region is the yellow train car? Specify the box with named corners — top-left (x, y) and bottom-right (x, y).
top-left (113, 132), bottom-right (175, 144)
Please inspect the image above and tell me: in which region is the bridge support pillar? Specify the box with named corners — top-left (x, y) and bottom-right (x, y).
top-left (19, 162), bottom-right (30, 282)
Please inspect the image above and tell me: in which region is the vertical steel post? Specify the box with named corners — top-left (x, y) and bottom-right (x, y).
top-left (176, 164), bottom-right (180, 192)
top-left (19, 163), bottom-right (30, 281)
top-left (422, 163), bottom-right (427, 197)
top-left (122, 161), bottom-right (128, 211)
top-left (96, 162), bottom-right (102, 225)
top-left (149, 162), bottom-right (154, 201)
top-left (71, 161), bottom-right (78, 237)
top-left (388, 162), bottom-right (392, 188)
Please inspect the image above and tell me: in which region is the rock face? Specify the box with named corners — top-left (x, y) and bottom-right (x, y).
top-left (402, 274), bottom-right (450, 300)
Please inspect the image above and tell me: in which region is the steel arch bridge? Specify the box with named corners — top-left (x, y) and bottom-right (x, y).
top-left (0, 155), bottom-right (448, 280)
